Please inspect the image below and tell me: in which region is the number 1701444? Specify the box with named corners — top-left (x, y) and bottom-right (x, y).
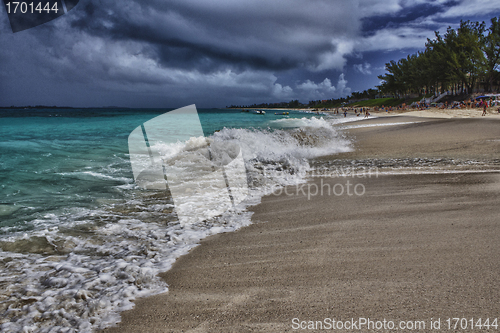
top-left (5, 2), bottom-right (59, 14)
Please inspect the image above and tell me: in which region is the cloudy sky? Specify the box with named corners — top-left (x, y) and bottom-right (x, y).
top-left (1, 0), bottom-right (500, 108)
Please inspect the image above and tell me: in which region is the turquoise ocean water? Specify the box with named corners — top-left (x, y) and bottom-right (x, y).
top-left (0, 108), bottom-right (341, 233)
top-left (0, 107), bottom-right (354, 332)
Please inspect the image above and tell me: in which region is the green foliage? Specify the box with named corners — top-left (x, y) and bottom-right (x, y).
top-left (483, 17), bottom-right (500, 91)
top-left (379, 17), bottom-right (500, 96)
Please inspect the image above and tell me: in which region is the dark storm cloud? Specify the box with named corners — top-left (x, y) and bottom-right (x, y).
top-left (361, 2), bottom-right (454, 34)
top-left (2, 0), bottom-right (500, 107)
top-left (64, 0), bottom-right (358, 72)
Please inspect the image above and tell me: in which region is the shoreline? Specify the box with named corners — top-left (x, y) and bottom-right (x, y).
top-left (234, 106), bottom-right (500, 119)
top-left (104, 116), bottom-right (500, 332)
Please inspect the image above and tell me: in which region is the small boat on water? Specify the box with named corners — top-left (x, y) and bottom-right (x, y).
top-left (252, 110), bottom-right (266, 114)
top-left (274, 112), bottom-right (289, 115)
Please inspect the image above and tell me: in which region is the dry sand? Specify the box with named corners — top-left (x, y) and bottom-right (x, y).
top-left (104, 116), bottom-right (500, 333)
top-left (382, 106), bottom-right (500, 119)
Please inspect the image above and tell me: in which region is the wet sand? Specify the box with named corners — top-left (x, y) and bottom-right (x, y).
top-left (333, 116), bottom-right (500, 160)
top-left (104, 117), bottom-right (500, 332)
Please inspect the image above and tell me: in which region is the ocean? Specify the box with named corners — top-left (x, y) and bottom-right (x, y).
top-left (0, 107), bottom-right (354, 332)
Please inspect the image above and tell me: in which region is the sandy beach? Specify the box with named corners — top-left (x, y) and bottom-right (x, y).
top-left (371, 106), bottom-right (500, 119)
top-left (104, 115), bottom-right (500, 332)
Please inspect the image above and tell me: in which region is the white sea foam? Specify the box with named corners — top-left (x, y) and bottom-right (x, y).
top-left (270, 115), bottom-right (361, 128)
top-left (56, 171), bottom-right (133, 183)
top-left (0, 117), bottom-right (352, 332)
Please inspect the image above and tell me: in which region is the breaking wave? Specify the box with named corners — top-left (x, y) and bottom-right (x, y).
top-left (0, 116), bottom-right (351, 332)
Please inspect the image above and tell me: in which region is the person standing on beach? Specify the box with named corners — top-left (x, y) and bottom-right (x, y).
top-left (482, 103), bottom-right (487, 116)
